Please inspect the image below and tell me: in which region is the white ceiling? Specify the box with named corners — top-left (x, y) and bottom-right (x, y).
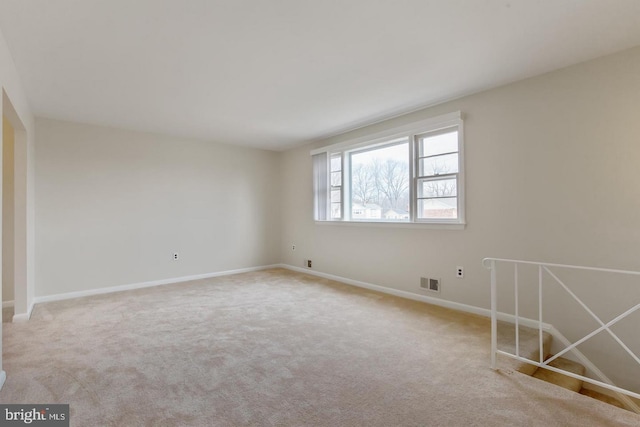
top-left (1, 1), bottom-right (640, 151)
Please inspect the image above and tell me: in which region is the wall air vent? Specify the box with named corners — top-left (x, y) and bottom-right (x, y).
top-left (420, 277), bottom-right (440, 293)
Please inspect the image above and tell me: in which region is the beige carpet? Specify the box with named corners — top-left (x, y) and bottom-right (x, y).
top-left (2, 306), bottom-right (13, 323)
top-left (1, 268), bottom-right (638, 426)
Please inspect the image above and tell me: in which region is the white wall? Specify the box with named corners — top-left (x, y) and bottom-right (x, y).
top-left (280, 46), bottom-right (640, 390)
top-left (35, 119), bottom-right (281, 297)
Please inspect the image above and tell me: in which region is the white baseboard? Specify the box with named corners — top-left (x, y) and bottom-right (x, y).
top-left (2, 300), bottom-right (14, 309)
top-left (277, 264), bottom-right (551, 331)
top-left (12, 302), bottom-right (34, 323)
top-left (33, 264), bottom-right (281, 305)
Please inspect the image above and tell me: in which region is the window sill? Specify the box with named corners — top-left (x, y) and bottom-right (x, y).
top-left (314, 220), bottom-right (466, 230)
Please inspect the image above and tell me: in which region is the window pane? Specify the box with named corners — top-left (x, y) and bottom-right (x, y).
top-left (350, 142), bottom-right (410, 221)
top-left (331, 203), bottom-right (341, 219)
top-left (419, 130), bottom-right (458, 157)
top-left (419, 178), bottom-right (457, 198)
top-left (331, 155), bottom-right (341, 172)
top-left (331, 171), bottom-right (341, 186)
top-left (419, 153), bottom-right (458, 176)
top-left (418, 197), bottom-right (457, 219)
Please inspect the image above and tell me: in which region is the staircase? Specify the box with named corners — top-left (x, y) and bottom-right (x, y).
top-left (497, 321), bottom-right (627, 410)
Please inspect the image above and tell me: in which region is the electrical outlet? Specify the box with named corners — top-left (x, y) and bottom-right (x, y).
top-left (307, 260), bottom-right (312, 268)
top-left (456, 266), bottom-right (464, 278)
top-left (173, 252), bottom-right (179, 261)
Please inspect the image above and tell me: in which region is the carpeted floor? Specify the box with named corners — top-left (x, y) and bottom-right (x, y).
top-left (2, 306), bottom-right (13, 323)
top-left (1, 268), bottom-right (639, 426)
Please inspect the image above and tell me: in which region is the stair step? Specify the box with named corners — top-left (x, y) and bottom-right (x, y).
top-left (532, 356), bottom-right (586, 392)
top-left (579, 389), bottom-right (626, 409)
top-left (496, 321), bottom-right (552, 375)
top-left (496, 323), bottom-right (630, 411)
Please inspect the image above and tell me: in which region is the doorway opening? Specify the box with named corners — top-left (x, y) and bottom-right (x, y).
top-left (1, 90), bottom-right (28, 324)
top-left (2, 114), bottom-right (14, 323)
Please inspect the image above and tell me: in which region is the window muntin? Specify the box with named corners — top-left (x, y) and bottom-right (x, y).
top-left (312, 112), bottom-right (464, 225)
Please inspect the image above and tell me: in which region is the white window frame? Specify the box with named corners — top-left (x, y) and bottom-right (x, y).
top-left (311, 111), bottom-right (465, 228)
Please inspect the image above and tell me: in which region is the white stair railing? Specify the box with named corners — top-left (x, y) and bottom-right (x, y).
top-left (483, 257), bottom-right (640, 410)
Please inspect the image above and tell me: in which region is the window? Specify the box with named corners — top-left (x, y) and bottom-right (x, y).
top-left (330, 154), bottom-right (342, 219)
top-left (312, 112), bottom-right (464, 226)
top-left (350, 138), bottom-right (409, 221)
top-left (416, 128), bottom-right (459, 220)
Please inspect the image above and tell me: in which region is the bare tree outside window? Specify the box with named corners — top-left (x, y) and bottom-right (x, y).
top-left (423, 160), bottom-right (456, 197)
top-left (376, 159), bottom-right (409, 210)
top-left (350, 142), bottom-right (410, 219)
top-left (351, 163), bottom-right (378, 205)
